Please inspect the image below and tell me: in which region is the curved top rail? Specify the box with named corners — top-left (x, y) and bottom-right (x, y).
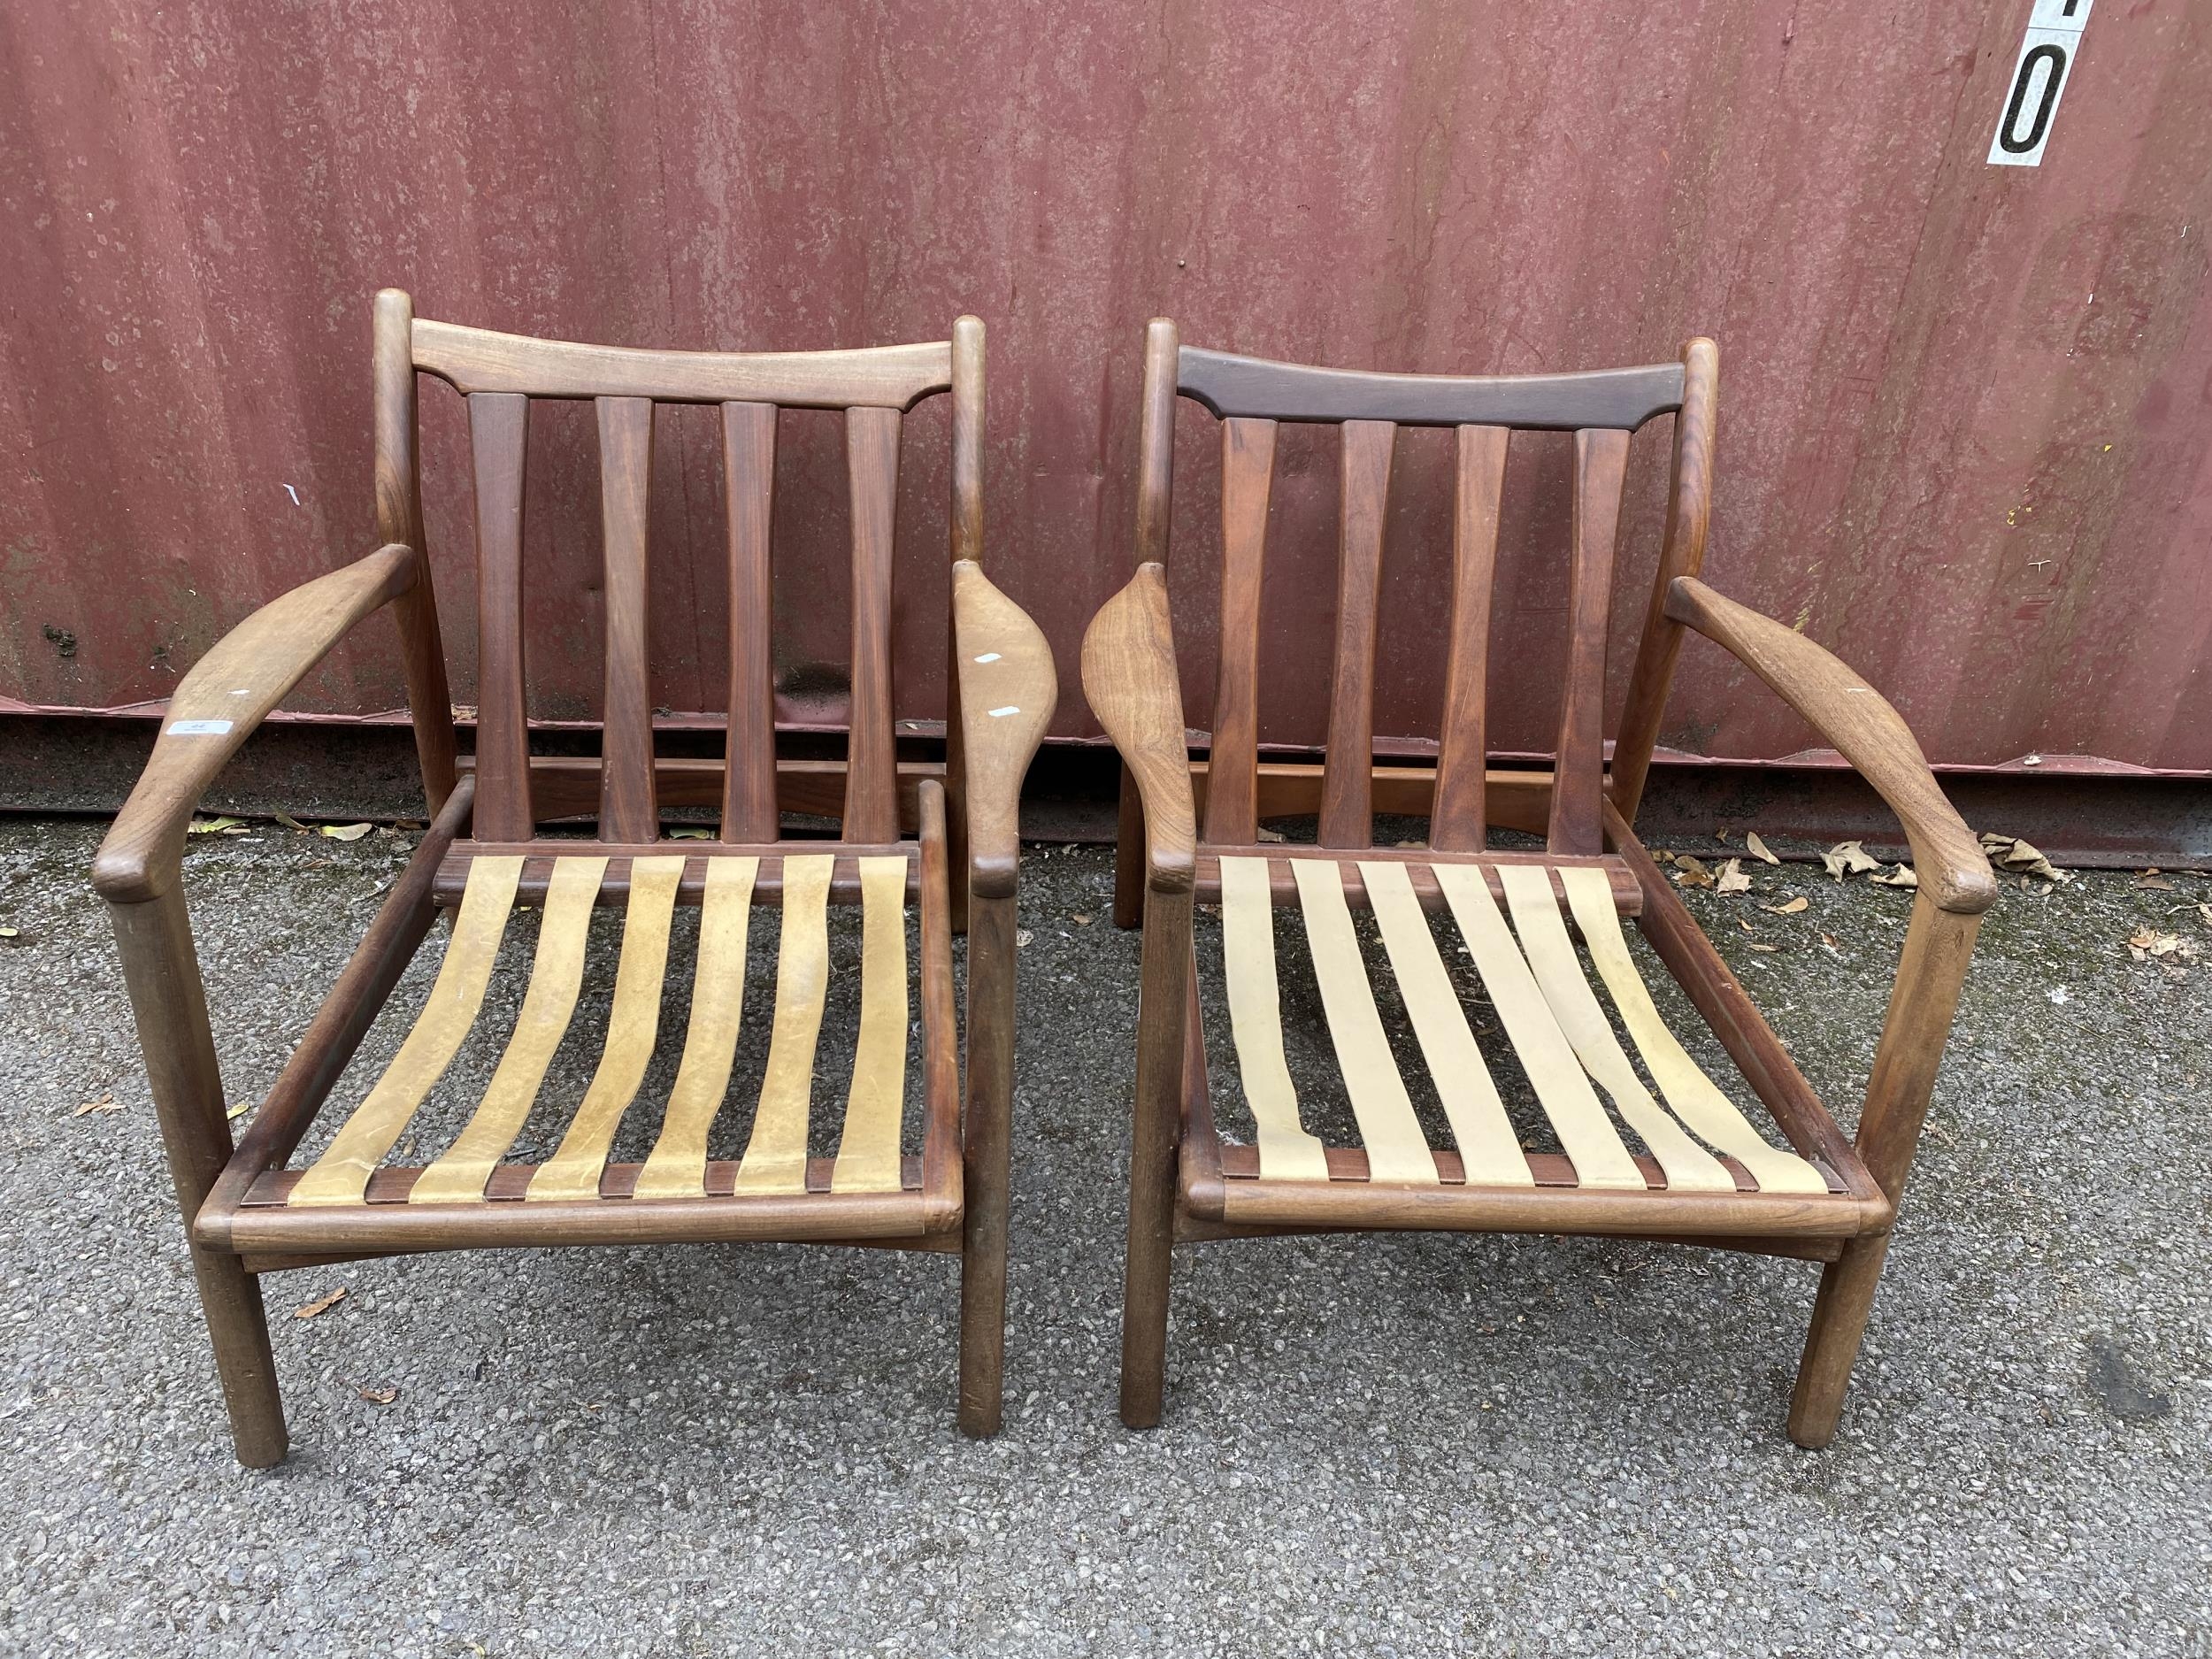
top-left (1177, 345), bottom-right (1685, 432)
top-left (412, 318), bottom-right (955, 410)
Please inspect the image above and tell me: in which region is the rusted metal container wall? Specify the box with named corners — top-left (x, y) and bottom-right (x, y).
top-left (3, 2), bottom-right (2208, 777)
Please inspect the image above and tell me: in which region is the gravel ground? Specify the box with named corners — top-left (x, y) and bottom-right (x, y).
top-left (1, 815), bottom-right (2208, 1657)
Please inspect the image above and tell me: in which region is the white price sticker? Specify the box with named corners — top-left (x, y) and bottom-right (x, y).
top-left (1988, 0), bottom-right (2092, 168)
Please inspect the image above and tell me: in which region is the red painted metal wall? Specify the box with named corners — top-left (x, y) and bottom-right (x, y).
top-left (3, 2), bottom-right (2208, 776)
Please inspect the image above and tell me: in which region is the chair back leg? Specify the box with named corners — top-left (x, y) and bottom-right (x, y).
top-left (957, 890), bottom-right (1020, 1435)
top-left (1118, 886), bottom-right (1193, 1427)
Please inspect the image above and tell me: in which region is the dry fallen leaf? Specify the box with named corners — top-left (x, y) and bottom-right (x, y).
top-left (0, 926), bottom-right (18, 939)
top-left (1744, 831), bottom-right (1780, 865)
top-left (1672, 855), bottom-right (1715, 889)
top-left (1015, 928), bottom-right (1035, 948)
top-left (71, 1093), bottom-right (121, 1117)
top-left (1980, 832), bottom-right (2067, 882)
top-left (1819, 931), bottom-right (1840, 950)
top-left (1254, 826), bottom-right (1286, 843)
top-left (1747, 941), bottom-right (1778, 953)
top-left (273, 810), bottom-right (311, 832)
top-left (667, 827), bottom-right (713, 841)
top-left (227, 1099), bottom-right (254, 1120)
top-left (2126, 928), bottom-right (2197, 964)
top-left (1071, 912), bottom-right (1094, 926)
top-left (1714, 857), bottom-right (1752, 895)
top-left (1715, 827), bottom-right (1734, 842)
top-left (188, 816), bottom-right (246, 834)
top-left (1763, 895), bottom-right (1811, 915)
top-left (1650, 849), bottom-right (1676, 864)
top-left (319, 822), bottom-right (374, 842)
top-left (1737, 917), bottom-right (1753, 933)
top-left (293, 1286), bottom-right (348, 1320)
top-left (2136, 870), bottom-right (2173, 891)
top-left (1820, 841), bottom-right (1881, 880)
top-left (357, 1385), bottom-right (398, 1405)
top-left (2198, 903), bottom-right (2212, 930)
top-left (1870, 864), bottom-right (1919, 888)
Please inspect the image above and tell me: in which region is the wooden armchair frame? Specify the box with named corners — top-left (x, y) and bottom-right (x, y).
top-left (1084, 321), bottom-right (1994, 1447)
top-left (96, 293), bottom-right (1055, 1465)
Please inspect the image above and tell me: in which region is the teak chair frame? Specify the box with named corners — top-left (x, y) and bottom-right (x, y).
top-left (95, 292), bottom-right (1055, 1465)
top-left (1083, 320), bottom-right (1996, 1447)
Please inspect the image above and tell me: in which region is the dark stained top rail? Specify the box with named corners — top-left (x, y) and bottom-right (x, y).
top-left (1176, 346), bottom-right (1686, 432)
top-left (412, 319), bottom-right (954, 410)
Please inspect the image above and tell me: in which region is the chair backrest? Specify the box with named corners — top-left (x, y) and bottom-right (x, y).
top-left (1133, 320), bottom-right (1714, 858)
top-left (372, 289), bottom-right (982, 846)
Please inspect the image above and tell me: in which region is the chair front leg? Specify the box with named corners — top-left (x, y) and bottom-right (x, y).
top-left (957, 887), bottom-right (1018, 1435)
top-left (1788, 891), bottom-right (1983, 1448)
top-left (109, 886), bottom-right (288, 1468)
top-left (1118, 882), bottom-right (1193, 1428)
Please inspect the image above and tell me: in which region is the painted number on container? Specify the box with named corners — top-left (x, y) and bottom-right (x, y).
top-left (1988, 0), bottom-right (2093, 167)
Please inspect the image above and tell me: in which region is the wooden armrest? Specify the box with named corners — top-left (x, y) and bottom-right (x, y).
top-left (1081, 563), bottom-right (1196, 895)
top-left (1663, 576), bottom-right (1997, 915)
top-left (93, 544), bottom-right (422, 905)
top-left (951, 560), bottom-right (1056, 900)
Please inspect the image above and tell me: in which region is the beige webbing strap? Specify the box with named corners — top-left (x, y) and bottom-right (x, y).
top-left (1559, 866), bottom-right (1828, 1194)
top-left (634, 856), bottom-right (761, 1199)
top-left (411, 856), bottom-right (606, 1203)
top-left (1432, 864), bottom-right (1645, 1190)
top-left (1290, 859), bottom-right (1437, 1185)
top-left (526, 856), bottom-right (686, 1201)
top-left (1496, 865), bottom-right (1735, 1194)
top-left (1358, 861), bottom-right (1532, 1187)
top-left (733, 853), bottom-right (835, 1194)
top-left (291, 856), bottom-right (525, 1207)
top-left (1217, 856), bottom-right (1330, 1182)
top-left (830, 856), bottom-right (910, 1192)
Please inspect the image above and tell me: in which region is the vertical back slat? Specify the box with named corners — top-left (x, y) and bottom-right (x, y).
top-left (1429, 424), bottom-right (1510, 852)
top-left (1547, 426), bottom-right (1632, 854)
top-left (468, 392), bottom-right (533, 841)
top-left (844, 404), bottom-right (902, 841)
top-left (1203, 416), bottom-right (1278, 846)
top-left (1317, 419), bottom-right (1397, 849)
top-left (595, 396), bottom-right (658, 842)
top-left (719, 401), bottom-right (780, 841)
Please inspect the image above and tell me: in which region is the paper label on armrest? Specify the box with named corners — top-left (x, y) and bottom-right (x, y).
top-left (165, 719), bottom-right (234, 735)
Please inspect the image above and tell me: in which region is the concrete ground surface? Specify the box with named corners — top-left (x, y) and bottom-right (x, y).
top-left (0, 814), bottom-right (2207, 1657)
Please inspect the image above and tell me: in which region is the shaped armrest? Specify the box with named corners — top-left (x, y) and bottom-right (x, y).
top-left (1663, 576), bottom-right (1997, 915)
top-left (94, 543), bottom-right (422, 905)
top-left (1081, 563), bottom-right (1196, 895)
top-left (952, 560), bottom-right (1056, 901)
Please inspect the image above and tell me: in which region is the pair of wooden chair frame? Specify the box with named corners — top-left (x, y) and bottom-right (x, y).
top-left (1087, 322), bottom-right (1993, 1450)
top-left (96, 297), bottom-right (1992, 1469)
